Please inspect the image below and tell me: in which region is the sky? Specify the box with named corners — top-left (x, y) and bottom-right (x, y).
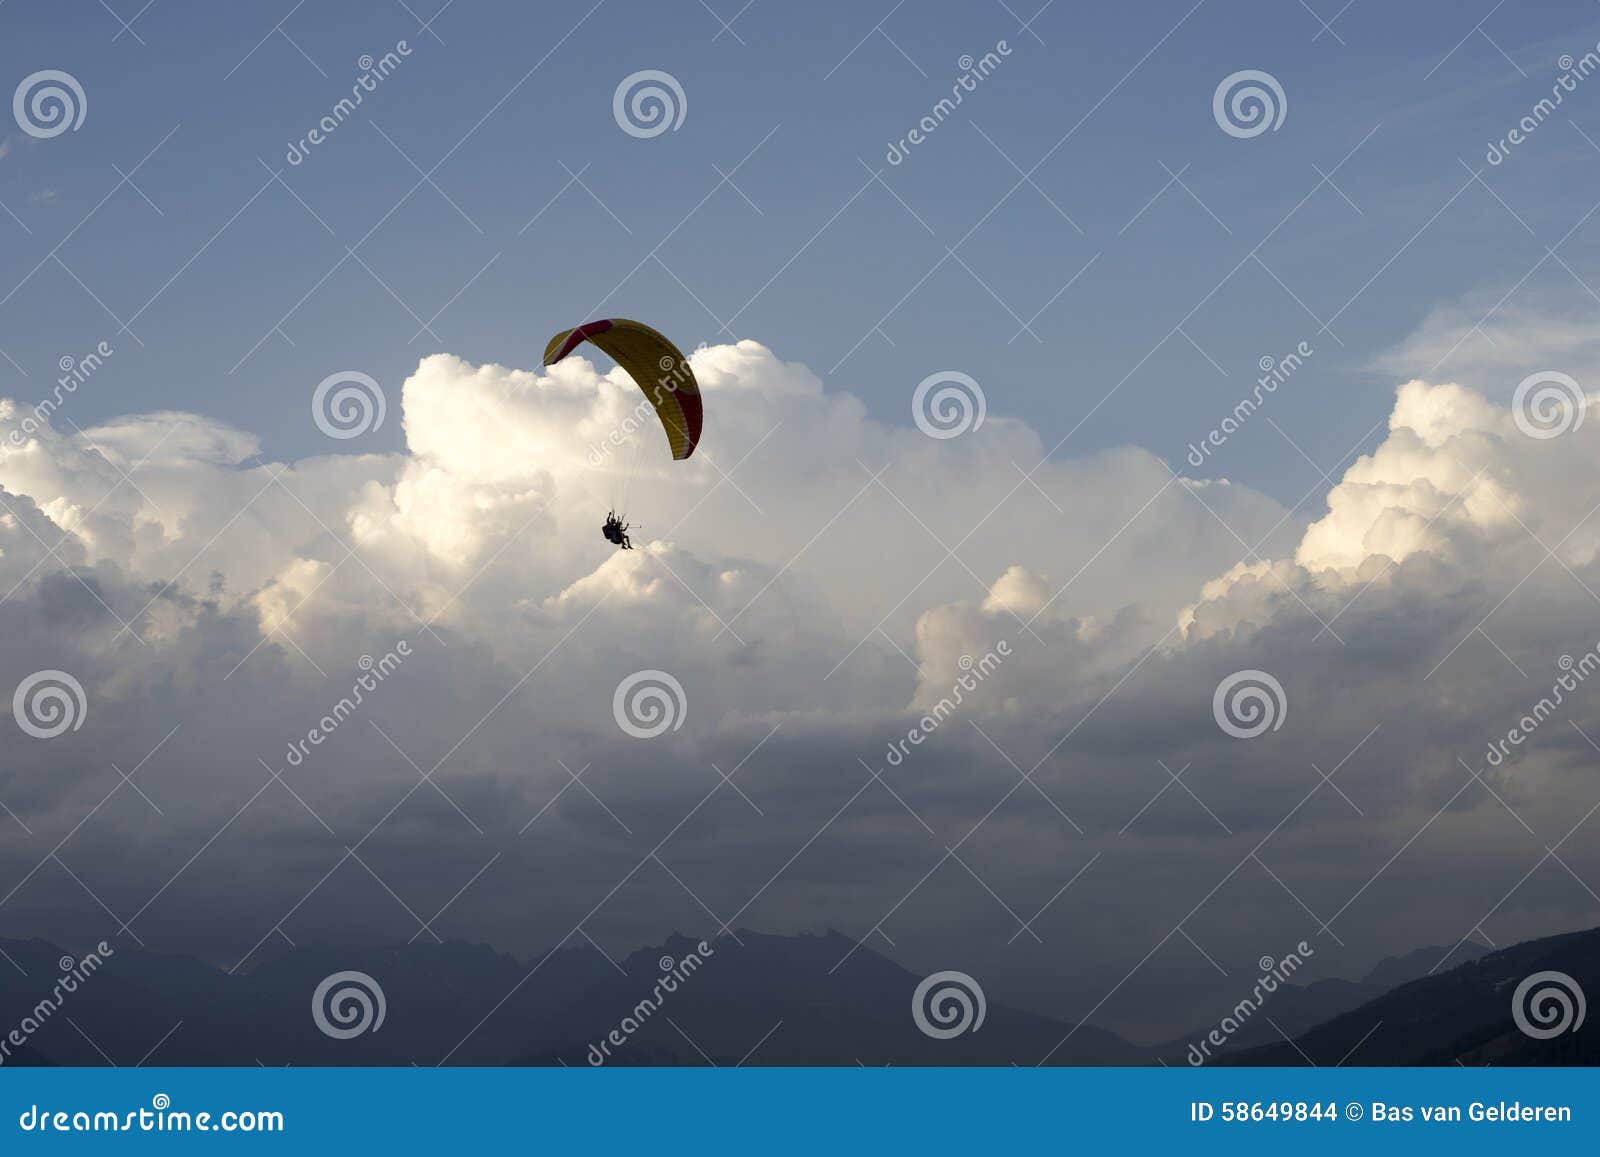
top-left (4, 0), bottom-right (1600, 1049)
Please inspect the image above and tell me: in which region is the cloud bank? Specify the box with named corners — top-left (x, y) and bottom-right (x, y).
top-left (2, 338), bottom-right (1598, 1041)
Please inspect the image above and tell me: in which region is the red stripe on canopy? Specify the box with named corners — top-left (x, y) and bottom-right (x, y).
top-left (551, 319), bottom-right (615, 364)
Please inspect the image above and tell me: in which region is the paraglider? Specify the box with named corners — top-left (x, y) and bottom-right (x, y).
top-left (544, 318), bottom-right (701, 550)
top-left (602, 510), bottom-right (632, 550)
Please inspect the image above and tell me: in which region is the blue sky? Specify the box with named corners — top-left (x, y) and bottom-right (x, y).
top-left (6, 0), bottom-right (1600, 498)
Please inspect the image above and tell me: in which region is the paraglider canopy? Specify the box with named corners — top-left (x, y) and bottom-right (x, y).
top-left (543, 318), bottom-right (703, 460)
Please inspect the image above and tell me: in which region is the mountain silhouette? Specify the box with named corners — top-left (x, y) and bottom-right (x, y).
top-left (0, 935), bottom-right (610, 1066)
top-left (515, 930), bottom-right (1142, 1065)
top-left (0, 926), bottom-right (1589, 1066)
top-left (1221, 927), bottom-right (1597, 1065)
top-left (1153, 941), bottom-right (1490, 1063)
top-left (0, 929), bottom-right (1139, 1066)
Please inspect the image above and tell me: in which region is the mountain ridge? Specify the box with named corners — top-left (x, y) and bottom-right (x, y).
top-left (1221, 927), bottom-right (1598, 1065)
top-left (0, 925), bottom-right (1588, 1066)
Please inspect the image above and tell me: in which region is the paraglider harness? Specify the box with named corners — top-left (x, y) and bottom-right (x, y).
top-left (602, 510), bottom-right (632, 550)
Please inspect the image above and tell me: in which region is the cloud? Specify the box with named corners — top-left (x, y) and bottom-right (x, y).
top-left (3, 339), bottom-right (1600, 1043)
top-left (1371, 296), bottom-right (1600, 399)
